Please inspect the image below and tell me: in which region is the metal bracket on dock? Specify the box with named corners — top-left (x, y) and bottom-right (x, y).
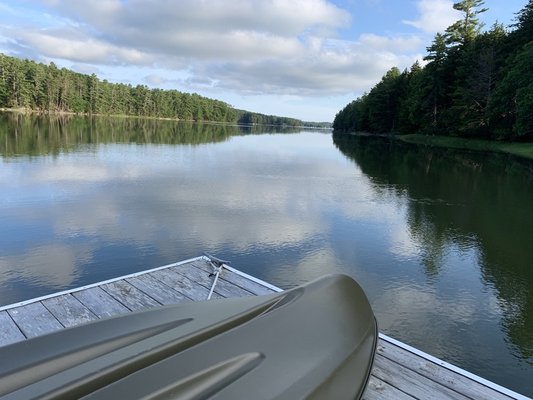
top-left (204, 253), bottom-right (231, 300)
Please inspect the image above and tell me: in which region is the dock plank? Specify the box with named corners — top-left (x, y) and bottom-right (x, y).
top-left (364, 375), bottom-right (417, 400)
top-left (0, 311), bottom-right (25, 346)
top-left (126, 275), bottom-right (189, 305)
top-left (42, 294), bottom-right (99, 328)
top-left (377, 339), bottom-right (515, 400)
top-left (149, 268), bottom-right (213, 301)
top-left (73, 287), bottom-right (130, 318)
top-left (372, 353), bottom-right (471, 400)
top-left (179, 262), bottom-right (254, 298)
top-left (7, 302), bottom-right (63, 338)
top-left (101, 280), bottom-right (161, 311)
top-left (192, 259), bottom-right (276, 295)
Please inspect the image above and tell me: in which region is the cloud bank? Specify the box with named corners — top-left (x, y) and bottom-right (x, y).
top-left (1, 0), bottom-right (430, 99)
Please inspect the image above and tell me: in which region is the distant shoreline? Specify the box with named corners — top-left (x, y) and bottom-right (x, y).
top-left (0, 107), bottom-right (184, 122)
top-left (0, 108), bottom-right (331, 130)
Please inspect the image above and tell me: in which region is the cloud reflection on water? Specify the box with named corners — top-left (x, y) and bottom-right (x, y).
top-left (2, 134), bottom-right (471, 296)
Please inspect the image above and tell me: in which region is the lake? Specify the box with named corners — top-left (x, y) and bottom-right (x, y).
top-left (0, 113), bottom-right (531, 396)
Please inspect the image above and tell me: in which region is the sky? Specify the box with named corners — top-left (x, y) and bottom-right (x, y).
top-left (0, 0), bottom-right (528, 122)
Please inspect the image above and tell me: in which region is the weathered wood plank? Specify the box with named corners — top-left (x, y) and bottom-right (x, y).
top-left (7, 302), bottom-right (63, 338)
top-left (372, 353), bottom-right (471, 400)
top-left (377, 339), bottom-right (515, 400)
top-left (177, 262), bottom-right (254, 298)
top-left (73, 287), bottom-right (130, 319)
top-left (364, 375), bottom-right (417, 400)
top-left (42, 294), bottom-right (99, 328)
top-left (126, 275), bottom-right (190, 306)
top-left (221, 270), bottom-right (278, 295)
top-left (0, 311), bottom-right (25, 346)
top-left (192, 260), bottom-right (276, 295)
top-left (101, 280), bottom-right (162, 311)
top-left (149, 268), bottom-right (214, 301)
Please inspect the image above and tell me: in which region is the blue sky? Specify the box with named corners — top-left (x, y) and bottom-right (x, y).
top-left (0, 0), bottom-right (527, 121)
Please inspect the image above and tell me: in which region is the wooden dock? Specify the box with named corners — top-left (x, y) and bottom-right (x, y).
top-left (0, 256), bottom-right (529, 400)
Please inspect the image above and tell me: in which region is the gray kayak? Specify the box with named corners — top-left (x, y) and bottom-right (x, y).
top-left (0, 274), bottom-right (377, 399)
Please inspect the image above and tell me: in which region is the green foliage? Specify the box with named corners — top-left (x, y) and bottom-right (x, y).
top-left (236, 111), bottom-right (302, 127)
top-left (515, 84), bottom-right (533, 136)
top-left (333, 1), bottom-right (533, 141)
top-left (448, 23), bottom-right (507, 136)
top-left (332, 97), bottom-right (367, 132)
top-left (509, 0), bottom-right (533, 49)
top-left (490, 42), bottom-right (533, 139)
top-left (421, 33), bottom-right (455, 133)
top-left (0, 53), bottom-right (304, 127)
top-left (445, 0), bottom-right (488, 46)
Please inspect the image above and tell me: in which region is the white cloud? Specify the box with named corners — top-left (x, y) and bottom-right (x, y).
top-left (0, 0), bottom-right (426, 118)
top-left (197, 34), bottom-right (420, 96)
top-left (403, 0), bottom-right (462, 34)
top-left (38, 0), bottom-right (350, 58)
top-left (13, 28), bottom-right (152, 65)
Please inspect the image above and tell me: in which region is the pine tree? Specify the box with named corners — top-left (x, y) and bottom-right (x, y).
top-left (450, 23), bottom-right (506, 136)
top-left (490, 42), bottom-right (533, 139)
top-left (445, 0), bottom-right (488, 46)
top-left (422, 34), bottom-right (450, 132)
top-left (509, 0), bottom-right (533, 48)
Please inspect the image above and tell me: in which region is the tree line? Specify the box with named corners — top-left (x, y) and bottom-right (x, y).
top-left (0, 53), bottom-right (309, 127)
top-left (333, 0), bottom-right (533, 141)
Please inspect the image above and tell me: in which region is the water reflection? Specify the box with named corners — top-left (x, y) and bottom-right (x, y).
top-left (0, 112), bottom-right (300, 157)
top-left (0, 117), bottom-right (332, 306)
top-left (333, 132), bottom-right (533, 364)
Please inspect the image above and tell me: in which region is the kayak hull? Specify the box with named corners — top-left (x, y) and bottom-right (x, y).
top-left (0, 274), bottom-right (377, 399)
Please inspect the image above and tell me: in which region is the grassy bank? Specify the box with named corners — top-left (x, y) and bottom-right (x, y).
top-left (399, 134), bottom-right (533, 161)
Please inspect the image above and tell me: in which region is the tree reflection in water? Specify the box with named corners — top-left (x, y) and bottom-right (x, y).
top-left (333, 132), bottom-right (533, 362)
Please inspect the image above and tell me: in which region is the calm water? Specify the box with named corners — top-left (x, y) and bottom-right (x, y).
top-left (0, 113), bottom-right (532, 396)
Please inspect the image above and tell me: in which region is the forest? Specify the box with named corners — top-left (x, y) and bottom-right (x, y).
top-left (333, 0), bottom-right (533, 141)
top-left (0, 54), bottom-right (307, 127)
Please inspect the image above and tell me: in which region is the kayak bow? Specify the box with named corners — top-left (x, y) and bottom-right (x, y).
top-left (0, 274), bottom-right (377, 400)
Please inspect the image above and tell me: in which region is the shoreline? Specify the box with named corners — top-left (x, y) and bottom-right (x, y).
top-left (0, 107), bottom-right (195, 123)
top-left (399, 134), bottom-right (533, 162)
top-left (0, 108), bottom-right (331, 130)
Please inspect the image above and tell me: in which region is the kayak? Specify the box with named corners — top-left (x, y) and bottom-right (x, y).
top-left (0, 273), bottom-right (377, 399)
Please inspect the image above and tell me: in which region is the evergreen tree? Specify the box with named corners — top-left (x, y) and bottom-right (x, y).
top-left (422, 33), bottom-right (450, 132)
top-left (24, 61), bottom-right (46, 110)
top-left (450, 23), bottom-right (507, 136)
top-left (445, 0), bottom-right (488, 46)
top-left (333, 0), bottom-right (532, 141)
top-left (397, 62), bottom-right (425, 134)
top-left (490, 42), bottom-right (533, 139)
top-left (509, 0), bottom-right (533, 49)
top-left (365, 67), bottom-right (402, 132)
